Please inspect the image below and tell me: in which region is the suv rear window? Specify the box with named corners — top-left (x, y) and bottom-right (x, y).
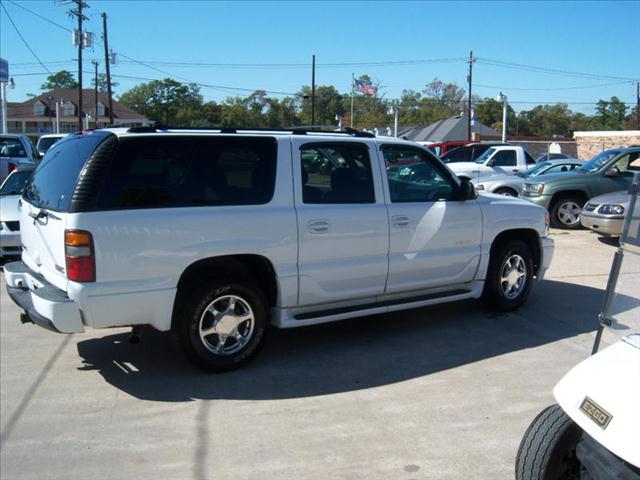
top-left (23, 132), bottom-right (109, 211)
top-left (96, 136), bottom-right (277, 209)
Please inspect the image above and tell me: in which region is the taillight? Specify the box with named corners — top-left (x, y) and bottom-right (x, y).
top-left (65, 230), bottom-right (96, 282)
top-left (8, 162), bottom-right (16, 174)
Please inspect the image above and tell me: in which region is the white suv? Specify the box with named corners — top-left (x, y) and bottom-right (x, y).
top-left (5, 127), bottom-right (554, 371)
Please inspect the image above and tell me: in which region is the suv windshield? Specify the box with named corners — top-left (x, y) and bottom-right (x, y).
top-left (580, 149), bottom-right (621, 173)
top-left (474, 147), bottom-right (497, 164)
top-left (0, 169), bottom-right (33, 195)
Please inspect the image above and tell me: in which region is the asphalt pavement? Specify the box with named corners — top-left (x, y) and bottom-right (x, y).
top-left (0, 230), bottom-right (630, 480)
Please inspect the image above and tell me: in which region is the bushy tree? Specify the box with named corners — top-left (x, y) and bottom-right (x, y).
top-left (91, 73), bottom-right (119, 94)
top-left (593, 96), bottom-right (628, 130)
top-left (41, 70), bottom-right (78, 90)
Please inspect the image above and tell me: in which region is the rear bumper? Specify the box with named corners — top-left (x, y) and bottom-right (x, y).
top-left (4, 261), bottom-right (84, 334)
top-left (580, 212), bottom-right (624, 236)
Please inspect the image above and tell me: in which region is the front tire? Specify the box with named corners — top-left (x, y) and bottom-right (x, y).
top-left (482, 239), bottom-right (534, 311)
top-left (551, 195), bottom-right (584, 229)
top-left (515, 404), bottom-right (582, 480)
top-left (175, 279), bottom-right (268, 372)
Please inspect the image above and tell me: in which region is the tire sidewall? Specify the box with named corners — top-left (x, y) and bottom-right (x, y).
top-left (551, 196), bottom-right (583, 229)
top-left (179, 280), bottom-right (267, 371)
top-left (486, 240), bottom-right (534, 311)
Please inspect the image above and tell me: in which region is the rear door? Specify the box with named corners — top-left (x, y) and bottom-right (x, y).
top-left (20, 132), bottom-right (112, 291)
top-left (292, 138), bottom-right (389, 306)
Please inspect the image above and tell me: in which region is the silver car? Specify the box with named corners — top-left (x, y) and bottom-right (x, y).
top-left (581, 190), bottom-right (629, 236)
top-left (474, 158), bottom-right (583, 196)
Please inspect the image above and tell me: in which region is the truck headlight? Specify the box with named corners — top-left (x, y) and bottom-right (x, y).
top-left (598, 204), bottom-right (625, 215)
top-left (524, 183), bottom-right (545, 195)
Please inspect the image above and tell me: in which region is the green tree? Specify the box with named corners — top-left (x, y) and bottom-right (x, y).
top-left (475, 98), bottom-right (517, 135)
top-left (91, 73), bottom-right (119, 94)
top-left (118, 78), bottom-right (204, 126)
top-left (593, 96), bottom-right (628, 130)
top-left (516, 104), bottom-right (573, 137)
top-left (298, 85), bottom-right (346, 126)
top-left (41, 70), bottom-right (78, 90)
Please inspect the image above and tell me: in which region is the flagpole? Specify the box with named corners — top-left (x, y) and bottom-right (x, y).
top-left (350, 73), bottom-right (355, 128)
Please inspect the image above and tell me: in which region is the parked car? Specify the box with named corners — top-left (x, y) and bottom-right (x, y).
top-left (0, 134), bottom-right (38, 184)
top-left (36, 133), bottom-right (68, 156)
top-left (417, 141), bottom-right (468, 156)
top-left (523, 147), bottom-right (640, 229)
top-left (580, 190), bottom-right (630, 236)
top-left (447, 145), bottom-right (537, 180)
top-left (4, 127), bottom-right (553, 371)
top-left (516, 176), bottom-right (639, 480)
top-left (0, 164), bottom-right (36, 257)
top-left (474, 159), bottom-right (584, 196)
top-left (441, 142), bottom-right (510, 163)
top-left (534, 152), bottom-right (573, 163)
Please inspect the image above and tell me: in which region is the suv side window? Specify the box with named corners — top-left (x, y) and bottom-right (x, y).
top-left (97, 136), bottom-right (277, 209)
top-left (612, 152), bottom-right (640, 176)
top-left (491, 150), bottom-right (517, 167)
top-left (382, 146), bottom-right (456, 202)
top-left (300, 143), bottom-right (375, 204)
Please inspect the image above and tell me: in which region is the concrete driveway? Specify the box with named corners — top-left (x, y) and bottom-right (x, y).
top-left (0, 230), bottom-right (627, 479)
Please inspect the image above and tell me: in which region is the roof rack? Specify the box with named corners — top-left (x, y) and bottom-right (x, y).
top-left (125, 125), bottom-right (375, 138)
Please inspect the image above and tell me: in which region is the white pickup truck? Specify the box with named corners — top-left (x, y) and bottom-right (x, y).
top-left (447, 145), bottom-right (537, 180)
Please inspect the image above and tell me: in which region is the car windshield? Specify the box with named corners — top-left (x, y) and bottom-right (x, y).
top-left (580, 149), bottom-right (621, 173)
top-left (0, 170), bottom-right (33, 195)
top-left (474, 147), bottom-right (497, 164)
top-left (37, 137), bottom-right (62, 153)
top-left (520, 161), bottom-right (552, 177)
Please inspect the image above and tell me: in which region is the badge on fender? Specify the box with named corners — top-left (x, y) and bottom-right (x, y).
top-left (579, 397), bottom-right (613, 429)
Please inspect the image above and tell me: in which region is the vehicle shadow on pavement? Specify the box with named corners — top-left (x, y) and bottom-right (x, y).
top-left (75, 279), bottom-right (610, 402)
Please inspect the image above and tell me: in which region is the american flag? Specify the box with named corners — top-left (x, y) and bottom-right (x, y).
top-left (354, 79), bottom-right (378, 96)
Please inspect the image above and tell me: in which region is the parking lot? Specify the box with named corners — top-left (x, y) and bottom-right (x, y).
top-left (0, 229), bottom-right (625, 480)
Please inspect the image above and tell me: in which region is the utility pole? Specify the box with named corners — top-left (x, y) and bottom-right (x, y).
top-left (68, 0), bottom-right (89, 131)
top-left (92, 60), bottom-right (99, 128)
top-left (466, 50), bottom-right (476, 142)
top-left (350, 73), bottom-right (355, 128)
top-left (636, 81), bottom-right (639, 130)
top-left (497, 92), bottom-right (508, 143)
top-left (311, 54), bottom-right (316, 128)
top-left (101, 12), bottom-right (114, 124)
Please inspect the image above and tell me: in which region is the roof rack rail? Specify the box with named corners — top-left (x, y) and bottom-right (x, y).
top-left (123, 125), bottom-right (376, 138)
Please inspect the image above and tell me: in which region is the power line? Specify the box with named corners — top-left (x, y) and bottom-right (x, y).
top-left (478, 57), bottom-right (639, 82)
top-left (1, 2), bottom-right (52, 74)
top-left (474, 80), bottom-right (632, 91)
top-left (6, 0), bottom-right (72, 32)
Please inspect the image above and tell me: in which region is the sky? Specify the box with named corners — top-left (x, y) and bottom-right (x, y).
top-left (1, 0), bottom-right (639, 114)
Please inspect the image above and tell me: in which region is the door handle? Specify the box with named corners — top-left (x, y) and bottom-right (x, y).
top-left (392, 215), bottom-right (410, 228)
top-left (308, 219), bottom-right (330, 233)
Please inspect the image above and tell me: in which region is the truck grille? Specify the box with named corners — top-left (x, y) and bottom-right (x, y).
top-left (4, 221), bottom-right (20, 232)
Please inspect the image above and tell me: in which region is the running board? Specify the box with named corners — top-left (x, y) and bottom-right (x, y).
top-left (293, 289), bottom-right (470, 321)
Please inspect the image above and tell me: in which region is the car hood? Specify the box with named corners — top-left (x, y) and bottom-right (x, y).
top-left (588, 190), bottom-right (630, 206)
top-left (524, 170), bottom-right (585, 184)
top-left (0, 195), bottom-right (21, 222)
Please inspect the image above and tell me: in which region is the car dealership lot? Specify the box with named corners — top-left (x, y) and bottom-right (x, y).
top-left (0, 230), bottom-right (628, 480)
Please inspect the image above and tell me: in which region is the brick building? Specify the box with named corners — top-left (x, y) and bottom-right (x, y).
top-left (574, 130), bottom-right (640, 159)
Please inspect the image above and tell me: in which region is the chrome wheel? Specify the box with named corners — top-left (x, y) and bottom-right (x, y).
top-left (500, 254), bottom-right (527, 300)
top-left (198, 295), bottom-right (255, 355)
top-left (557, 201), bottom-right (581, 227)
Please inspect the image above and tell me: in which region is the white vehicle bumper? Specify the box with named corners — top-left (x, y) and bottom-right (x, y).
top-left (4, 261), bottom-right (85, 333)
top-left (0, 228), bottom-right (22, 256)
top-left (538, 236), bottom-right (554, 280)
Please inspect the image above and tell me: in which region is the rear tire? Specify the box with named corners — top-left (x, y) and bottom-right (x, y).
top-left (515, 404), bottom-right (582, 480)
top-left (482, 239), bottom-right (534, 311)
top-left (174, 278), bottom-right (268, 372)
top-left (550, 195), bottom-right (584, 229)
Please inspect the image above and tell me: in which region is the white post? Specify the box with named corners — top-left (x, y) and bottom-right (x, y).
top-left (500, 92), bottom-right (508, 143)
top-left (394, 103), bottom-right (399, 138)
top-left (350, 73), bottom-right (355, 128)
top-left (0, 81), bottom-right (7, 134)
top-left (55, 101), bottom-right (60, 134)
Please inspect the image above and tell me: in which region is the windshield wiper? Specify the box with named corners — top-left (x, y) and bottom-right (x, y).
top-left (29, 208), bottom-right (61, 224)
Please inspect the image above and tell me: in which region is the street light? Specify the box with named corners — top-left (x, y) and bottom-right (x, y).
top-left (496, 91), bottom-right (508, 143)
top-left (1, 76), bottom-right (15, 134)
top-left (387, 101), bottom-right (399, 138)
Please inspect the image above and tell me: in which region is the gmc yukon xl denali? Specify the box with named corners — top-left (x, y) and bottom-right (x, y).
top-left (5, 128), bottom-right (554, 371)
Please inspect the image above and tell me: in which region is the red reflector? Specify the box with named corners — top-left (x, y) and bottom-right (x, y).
top-left (65, 256), bottom-right (95, 282)
top-left (8, 163), bottom-right (16, 174)
top-left (64, 229), bottom-right (95, 282)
